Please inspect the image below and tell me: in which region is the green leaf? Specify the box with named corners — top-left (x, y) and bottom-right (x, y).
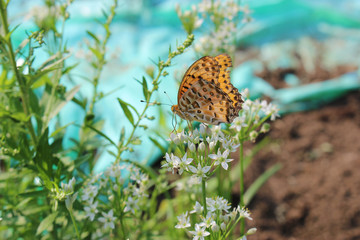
top-left (72, 97), bottom-right (87, 110)
top-left (149, 137), bottom-right (166, 154)
top-left (9, 112), bottom-right (31, 122)
top-left (36, 212), bottom-right (58, 235)
top-left (49, 121), bottom-right (74, 138)
top-left (74, 154), bottom-right (93, 168)
top-left (43, 85), bottom-right (80, 131)
top-left (142, 76), bottom-right (149, 101)
top-left (38, 53), bottom-right (70, 72)
top-left (86, 31), bottom-right (100, 45)
top-left (85, 124), bottom-right (117, 148)
top-left (18, 189), bottom-right (48, 198)
top-left (89, 46), bottom-right (102, 60)
top-left (244, 163), bottom-right (282, 205)
top-left (117, 98), bottom-right (134, 125)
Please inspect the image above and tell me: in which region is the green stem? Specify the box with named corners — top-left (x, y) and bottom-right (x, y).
top-left (202, 178), bottom-right (207, 215)
top-left (0, 1), bottom-right (37, 145)
top-left (69, 209), bottom-right (80, 240)
top-left (239, 140), bottom-right (245, 234)
top-left (120, 212), bottom-right (126, 238)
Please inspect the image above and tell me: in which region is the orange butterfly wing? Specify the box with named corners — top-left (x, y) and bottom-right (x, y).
top-left (214, 54), bottom-right (243, 112)
top-left (177, 56), bottom-right (220, 103)
top-left (172, 54), bottom-right (242, 125)
top-left (178, 78), bottom-right (239, 124)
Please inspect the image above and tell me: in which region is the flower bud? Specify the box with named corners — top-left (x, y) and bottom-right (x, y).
top-left (247, 227), bottom-right (257, 235)
top-left (260, 123), bottom-right (270, 133)
top-left (249, 130), bottom-right (258, 142)
top-left (198, 142), bottom-right (205, 152)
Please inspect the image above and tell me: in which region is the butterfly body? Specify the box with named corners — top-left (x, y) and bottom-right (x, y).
top-left (171, 54), bottom-right (242, 125)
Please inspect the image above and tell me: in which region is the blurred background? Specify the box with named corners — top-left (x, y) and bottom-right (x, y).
top-left (7, 0), bottom-right (360, 239)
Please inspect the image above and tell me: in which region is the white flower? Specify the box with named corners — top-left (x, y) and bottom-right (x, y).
top-left (221, 138), bottom-right (240, 153)
top-left (98, 210), bottom-right (116, 229)
top-left (175, 211), bottom-right (191, 229)
top-left (207, 197), bottom-right (231, 213)
top-left (199, 213), bottom-right (215, 228)
top-left (230, 116), bottom-right (248, 132)
top-left (61, 177), bottom-right (76, 193)
top-left (84, 201), bottom-right (99, 221)
top-left (178, 152), bottom-right (193, 175)
top-left (105, 164), bottom-right (123, 178)
top-left (124, 196), bottom-right (139, 214)
top-left (238, 206), bottom-right (253, 221)
top-left (190, 201), bottom-right (204, 214)
top-left (81, 185), bottom-right (98, 203)
top-left (208, 149), bottom-right (233, 170)
top-left (189, 223), bottom-right (210, 240)
top-left (211, 125), bottom-right (224, 139)
top-left (189, 163), bottom-right (211, 182)
top-left (162, 153), bottom-right (180, 174)
top-left (262, 102), bottom-right (280, 121)
top-left (242, 99), bottom-right (253, 112)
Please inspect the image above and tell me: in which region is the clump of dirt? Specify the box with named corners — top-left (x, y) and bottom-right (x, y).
top-left (245, 91), bottom-right (360, 240)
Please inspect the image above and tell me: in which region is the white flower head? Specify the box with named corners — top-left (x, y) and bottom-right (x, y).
top-left (237, 206), bottom-right (253, 221)
top-left (221, 138), bottom-right (240, 153)
top-left (162, 153), bottom-right (180, 174)
top-left (124, 196), bottom-right (139, 214)
top-left (175, 211), bottom-right (191, 229)
top-left (189, 223), bottom-right (210, 240)
top-left (105, 163), bottom-right (124, 178)
top-left (98, 209), bottom-right (116, 230)
top-left (84, 201), bottom-right (99, 221)
top-left (178, 152), bottom-right (193, 175)
top-left (207, 196), bottom-right (231, 213)
top-left (230, 116), bottom-right (248, 132)
top-left (262, 102), bottom-right (280, 121)
top-left (61, 177), bottom-right (76, 193)
top-left (81, 184), bottom-right (99, 203)
top-left (190, 201), bottom-right (204, 214)
top-left (208, 149), bottom-right (233, 170)
top-left (189, 163), bottom-right (211, 182)
top-left (199, 212), bottom-right (216, 228)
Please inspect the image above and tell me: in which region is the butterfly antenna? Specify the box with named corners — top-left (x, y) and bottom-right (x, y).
top-left (163, 91), bottom-right (175, 105)
top-left (140, 99), bottom-right (171, 106)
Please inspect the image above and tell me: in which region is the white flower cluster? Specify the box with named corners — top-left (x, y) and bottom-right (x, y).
top-left (175, 197), bottom-right (256, 239)
top-left (163, 124), bottom-right (240, 183)
top-left (176, 0), bottom-right (252, 56)
top-left (80, 163), bottom-right (150, 230)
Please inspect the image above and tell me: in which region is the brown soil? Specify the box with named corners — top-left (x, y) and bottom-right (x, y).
top-left (245, 67), bottom-right (360, 239)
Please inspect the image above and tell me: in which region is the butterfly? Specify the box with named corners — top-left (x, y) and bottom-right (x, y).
top-left (171, 54), bottom-right (242, 125)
